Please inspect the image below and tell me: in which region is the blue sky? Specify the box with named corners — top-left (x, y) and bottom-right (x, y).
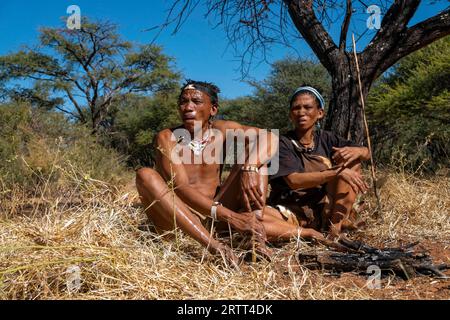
top-left (0, 0), bottom-right (447, 99)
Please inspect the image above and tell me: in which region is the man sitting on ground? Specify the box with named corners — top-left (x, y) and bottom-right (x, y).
top-left (136, 80), bottom-right (278, 267)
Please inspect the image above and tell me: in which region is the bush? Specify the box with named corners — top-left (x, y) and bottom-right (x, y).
top-left (367, 37), bottom-right (450, 173)
top-left (0, 102), bottom-right (128, 192)
top-left (107, 93), bottom-right (180, 168)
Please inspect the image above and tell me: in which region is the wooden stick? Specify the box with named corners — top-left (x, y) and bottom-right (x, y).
top-left (351, 34), bottom-right (382, 216)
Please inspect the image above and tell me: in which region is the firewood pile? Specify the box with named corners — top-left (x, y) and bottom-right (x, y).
top-left (298, 238), bottom-right (449, 279)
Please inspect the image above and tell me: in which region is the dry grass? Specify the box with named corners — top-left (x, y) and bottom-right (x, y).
top-left (0, 168), bottom-right (449, 300)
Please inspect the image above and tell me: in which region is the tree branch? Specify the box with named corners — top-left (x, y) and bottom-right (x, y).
top-left (368, 0), bottom-right (421, 49)
top-left (63, 88), bottom-right (86, 123)
top-left (54, 36), bottom-right (99, 93)
top-left (84, 30), bottom-right (98, 69)
top-left (283, 0), bottom-right (338, 73)
top-left (373, 7), bottom-right (450, 80)
top-left (55, 105), bottom-right (81, 121)
top-left (339, 0), bottom-right (352, 52)
top-left (362, 5), bottom-right (450, 81)
top-left (362, 0), bottom-right (421, 78)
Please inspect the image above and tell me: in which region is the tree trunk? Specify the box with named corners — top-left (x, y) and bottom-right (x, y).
top-left (325, 53), bottom-right (371, 145)
top-left (92, 109), bottom-right (102, 134)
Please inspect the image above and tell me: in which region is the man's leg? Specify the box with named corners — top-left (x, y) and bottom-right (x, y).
top-left (261, 207), bottom-right (302, 240)
top-left (215, 164), bottom-right (271, 257)
top-left (215, 165), bottom-right (250, 210)
top-left (136, 168), bottom-right (238, 266)
top-left (216, 164), bottom-right (268, 215)
top-left (216, 166), bottom-right (330, 247)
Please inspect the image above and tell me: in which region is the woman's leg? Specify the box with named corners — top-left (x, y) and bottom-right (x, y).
top-left (261, 206), bottom-right (327, 242)
top-left (325, 161), bottom-right (361, 236)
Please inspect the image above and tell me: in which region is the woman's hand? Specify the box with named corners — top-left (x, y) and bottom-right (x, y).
top-left (240, 171), bottom-right (264, 212)
top-left (332, 146), bottom-right (363, 167)
top-left (337, 168), bottom-right (369, 194)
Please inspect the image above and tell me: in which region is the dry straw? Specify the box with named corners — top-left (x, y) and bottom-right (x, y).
top-left (0, 163), bottom-right (449, 300)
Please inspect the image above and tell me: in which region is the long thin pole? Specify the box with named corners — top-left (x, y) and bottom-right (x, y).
top-left (352, 33), bottom-right (382, 215)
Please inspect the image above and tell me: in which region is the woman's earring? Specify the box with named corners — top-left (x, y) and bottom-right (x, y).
top-left (316, 121), bottom-right (321, 130)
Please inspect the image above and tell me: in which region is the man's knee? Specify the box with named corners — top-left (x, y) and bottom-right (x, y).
top-left (136, 167), bottom-right (161, 191)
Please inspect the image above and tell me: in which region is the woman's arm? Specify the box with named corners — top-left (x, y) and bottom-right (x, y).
top-left (332, 146), bottom-right (370, 167)
top-left (283, 169), bottom-right (339, 190)
top-left (284, 166), bottom-right (368, 194)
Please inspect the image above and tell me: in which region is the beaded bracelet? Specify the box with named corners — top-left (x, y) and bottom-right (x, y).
top-left (241, 165), bottom-right (259, 173)
top-left (211, 201), bottom-right (221, 221)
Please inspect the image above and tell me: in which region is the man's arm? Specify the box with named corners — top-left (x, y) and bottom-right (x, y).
top-left (215, 120), bottom-right (279, 168)
top-left (214, 120), bottom-right (279, 211)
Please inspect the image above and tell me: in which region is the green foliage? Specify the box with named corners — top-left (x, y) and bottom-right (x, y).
top-left (107, 93), bottom-right (180, 167)
top-left (221, 58), bottom-right (331, 133)
top-left (0, 17), bottom-right (182, 173)
top-left (0, 103), bottom-right (33, 186)
top-left (0, 102), bottom-right (127, 190)
top-left (220, 96), bottom-right (259, 126)
top-left (0, 18), bottom-right (180, 131)
top-left (367, 37), bottom-right (450, 173)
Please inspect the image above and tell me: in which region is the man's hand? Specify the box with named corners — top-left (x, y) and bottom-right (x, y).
top-left (215, 244), bottom-right (240, 269)
top-left (227, 211), bottom-right (271, 260)
top-left (240, 171), bottom-right (264, 212)
top-left (337, 168), bottom-right (368, 194)
top-left (227, 211), bottom-right (267, 240)
top-left (332, 146), bottom-right (363, 167)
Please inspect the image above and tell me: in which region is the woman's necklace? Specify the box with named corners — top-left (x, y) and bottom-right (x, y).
top-left (293, 132), bottom-right (315, 153)
top-left (299, 139), bottom-right (314, 150)
top-left (299, 132), bottom-right (315, 150)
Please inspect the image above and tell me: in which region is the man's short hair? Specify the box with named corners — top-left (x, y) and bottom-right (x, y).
top-left (179, 79), bottom-right (221, 106)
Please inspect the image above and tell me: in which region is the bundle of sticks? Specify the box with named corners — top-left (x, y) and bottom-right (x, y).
top-left (298, 238), bottom-right (449, 279)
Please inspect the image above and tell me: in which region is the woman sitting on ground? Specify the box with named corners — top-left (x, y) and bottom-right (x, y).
top-left (264, 85), bottom-right (371, 241)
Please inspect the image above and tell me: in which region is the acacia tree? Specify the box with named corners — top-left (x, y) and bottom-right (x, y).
top-left (0, 18), bottom-right (179, 132)
top-left (163, 0), bottom-right (449, 143)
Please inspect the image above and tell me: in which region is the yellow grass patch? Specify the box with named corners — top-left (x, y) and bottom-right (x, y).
top-left (0, 169), bottom-right (449, 299)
